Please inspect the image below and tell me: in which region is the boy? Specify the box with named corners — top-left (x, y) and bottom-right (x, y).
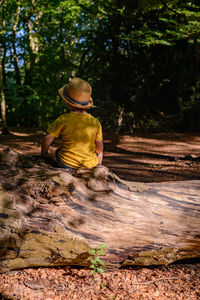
top-left (41, 77), bottom-right (103, 169)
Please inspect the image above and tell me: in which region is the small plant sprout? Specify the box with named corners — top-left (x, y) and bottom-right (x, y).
top-left (89, 244), bottom-right (106, 275)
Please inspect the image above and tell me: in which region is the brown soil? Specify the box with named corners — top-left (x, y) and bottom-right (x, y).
top-left (1, 128), bottom-right (200, 183)
top-left (0, 127), bottom-right (200, 300)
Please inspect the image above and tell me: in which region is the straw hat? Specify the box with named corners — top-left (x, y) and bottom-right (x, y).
top-left (58, 77), bottom-right (93, 109)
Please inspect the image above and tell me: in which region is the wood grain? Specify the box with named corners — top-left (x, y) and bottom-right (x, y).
top-left (0, 148), bottom-right (200, 273)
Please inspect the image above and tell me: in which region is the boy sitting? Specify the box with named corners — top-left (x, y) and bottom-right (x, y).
top-left (41, 77), bottom-right (103, 169)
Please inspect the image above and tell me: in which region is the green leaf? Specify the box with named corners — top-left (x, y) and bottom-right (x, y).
top-left (96, 250), bottom-right (104, 255)
top-left (99, 260), bottom-right (105, 266)
top-left (97, 244), bottom-right (106, 250)
top-left (90, 270), bottom-right (96, 275)
top-left (91, 258), bottom-right (98, 264)
top-left (90, 264), bottom-right (95, 269)
top-left (89, 249), bottom-right (96, 255)
top-left (94, 256), bottom-right (101, 263)
top-left (96, 267), bottom-right (104, 274)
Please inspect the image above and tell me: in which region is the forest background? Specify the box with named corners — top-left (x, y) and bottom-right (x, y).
top-left (0, 0), bottom-right (200, 134)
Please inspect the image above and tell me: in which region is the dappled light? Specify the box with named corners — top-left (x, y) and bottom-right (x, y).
top-left (1, 129), bottom-right (200, 182)
top-left (0, 144), bottom-right (200, 299)
top-left (1, 130), bottom-right (200, 299)
top-left (1, 0), bottom-right (200, 297)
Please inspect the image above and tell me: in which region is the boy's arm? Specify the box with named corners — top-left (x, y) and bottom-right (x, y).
top-left (41, 134), bottom-right (55, 156)
top-left (95, 140), bottom-right (104, 165)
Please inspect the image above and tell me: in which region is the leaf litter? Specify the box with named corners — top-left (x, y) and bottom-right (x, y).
top-left (0, 263), bottom-right (200, 299)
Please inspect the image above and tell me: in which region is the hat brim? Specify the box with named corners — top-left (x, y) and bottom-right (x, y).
top-left (58, 86), bottom-right (93, 109)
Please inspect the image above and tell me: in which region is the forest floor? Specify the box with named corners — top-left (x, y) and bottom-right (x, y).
top-left (0, 127), bottom-right (200, 299)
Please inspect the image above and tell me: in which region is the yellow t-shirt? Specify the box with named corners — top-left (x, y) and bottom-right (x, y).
top-left (47, 112), bottom-right (103, 169)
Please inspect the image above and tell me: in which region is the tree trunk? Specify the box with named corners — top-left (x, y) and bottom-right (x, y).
top-left (11, 3), bottom-right (21, 86)
top-left (21, 3), bottom-right (42, 126)
top-left (116, 106), bottom-right (124, 135)
top-left (0, 85), bottom-right (7, 134)
top-left (0, 55), bottom-right (7, 133)
top-left (24, 5), bottom-right (41, 87)
top-left (0, 2), bottom-right (8, 135)
top-left (109, 9), bottom-right (122, 104)
top-left (0, 148), bottom-right (200, 273)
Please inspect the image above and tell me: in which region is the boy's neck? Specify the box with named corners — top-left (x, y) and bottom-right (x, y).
top-left (71, 109), bottom-right (87, 113)
top-left (73, 110), bottom-right (87, 113)
top-left (66, 103), bottom-right (87, 113)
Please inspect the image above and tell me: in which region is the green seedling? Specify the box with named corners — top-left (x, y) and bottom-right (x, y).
top-left (89, 243), bottom-right (106, 275)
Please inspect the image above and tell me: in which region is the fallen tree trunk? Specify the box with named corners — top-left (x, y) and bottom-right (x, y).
top-left (0, 147), bottom-right (200, 273)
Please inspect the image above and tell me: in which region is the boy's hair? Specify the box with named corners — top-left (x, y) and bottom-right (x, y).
top-left (66, 102), bottom-right (87, 112)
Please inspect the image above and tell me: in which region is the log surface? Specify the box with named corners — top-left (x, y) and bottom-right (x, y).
top-left (0, 148), bottom-right (200, 273)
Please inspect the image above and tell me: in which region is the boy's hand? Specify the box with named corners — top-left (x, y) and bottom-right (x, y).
top-left (41, 134), bottom-right (55, 156)
top-left (95, 140), bottom-right (104, 165)
top-left (97, 152), bottom-right (103, 165)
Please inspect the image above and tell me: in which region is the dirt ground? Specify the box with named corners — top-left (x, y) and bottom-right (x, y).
top-left (1, 127), bottom-right (200, 183)
top-left (0, 127), bottom-right (200, 300)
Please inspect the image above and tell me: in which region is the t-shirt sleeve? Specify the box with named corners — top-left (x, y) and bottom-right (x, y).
top-left (47, 116), bottom-right (63, 138)
top-left (96, 120), bottom-right (103, 141)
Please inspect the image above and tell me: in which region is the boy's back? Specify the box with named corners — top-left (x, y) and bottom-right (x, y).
top-left (41, 77), bottom-right (103, 169)
top-left (47, 111), bottom-right (102, 169)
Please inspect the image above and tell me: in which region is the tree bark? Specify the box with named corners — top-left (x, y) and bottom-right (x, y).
top-left (116, 106), bottom-right (124, 134)
top-left (11, 3), bottom-right (21, 86)
top-left (0, 58), bottom-right (7, 133)
top-left (0, 2), bottom-right (8, 134)
top-left (0, 148), bottom-right (200, 273)
top-left (24, 4), bottom-right (42, 88)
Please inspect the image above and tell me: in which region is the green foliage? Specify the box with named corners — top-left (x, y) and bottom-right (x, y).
top-left (89, 244), bottom-right (106, 276)
top-left (1, 0), bottom-right (200, 133)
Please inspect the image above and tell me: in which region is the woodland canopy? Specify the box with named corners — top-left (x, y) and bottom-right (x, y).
top-left (0, 0), bottom-right (200, 133)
